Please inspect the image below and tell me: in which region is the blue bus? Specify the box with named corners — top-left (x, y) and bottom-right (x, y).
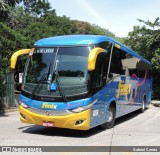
top-left (11, 35), bottom-right (152, 130)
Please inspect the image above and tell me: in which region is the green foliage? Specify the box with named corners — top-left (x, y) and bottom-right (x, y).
top-left (23, 0), bottom-right (51, 16)
top-left (3, 0), bottom-right (20, 7)
top-left (7, 6), bottom-right (35, 30)
top-left (0, 22), bottom-right (30, 59)
top-left (0, 57), bottom-right (9, 79)
top-left (137, 17), bottom-right (160, 30)
top-left (0, 0), bottom-right (10, 21)
top-left (0, 0), bottom-right (22, 22)
top-left (0, 21), bottom-right (31, 80)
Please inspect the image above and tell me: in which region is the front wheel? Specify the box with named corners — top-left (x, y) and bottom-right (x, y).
top-left (100, 105), bottom-right (116, 129)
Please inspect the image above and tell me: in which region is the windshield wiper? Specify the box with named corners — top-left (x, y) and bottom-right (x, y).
top-left (31, 73), bottom-right (47, 98)
top-left (55, 71), bottom-right (68, 102)
top-left (52, 60), bottom-right (68, 102)
top-left (31, 58), bottom-right (53, 99)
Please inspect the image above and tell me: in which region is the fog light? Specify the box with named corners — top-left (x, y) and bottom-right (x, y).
top-left (75, 120), bottom-right (85, 125)
top-left (20, 113), bottom-right (26, 119)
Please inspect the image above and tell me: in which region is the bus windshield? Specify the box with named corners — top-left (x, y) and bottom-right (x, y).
top-left (22, 46), bottom-right (92, 100)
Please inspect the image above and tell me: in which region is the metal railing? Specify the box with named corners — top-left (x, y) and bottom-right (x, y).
top-left (0, 72), bottom-right (16, 112)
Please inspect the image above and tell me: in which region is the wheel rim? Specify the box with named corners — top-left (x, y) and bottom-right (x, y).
top-left (107, 109), bottom-right (113, 122)
top-left (142, 100), bottom-right (145, 110)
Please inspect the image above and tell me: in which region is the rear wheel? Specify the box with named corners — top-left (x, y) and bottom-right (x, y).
top-left (140, 97), bottom-right (146, 113)
top-left (100, 105), bottom-right (116, 129)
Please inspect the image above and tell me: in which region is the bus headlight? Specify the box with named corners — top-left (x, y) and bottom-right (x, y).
top-left (70, 99), bottom-right (97, 113)
top-left (19, 101), bottom-right (29, 108)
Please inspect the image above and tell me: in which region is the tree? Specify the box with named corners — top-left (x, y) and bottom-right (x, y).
top-left (4, 0), bottom-right (20, 6)
top-left (0, 22), bottom-right (30, 59)
top-left (7, 6), bottom-right (35, 30)
top-left (137, 17), bottom-right (160, 30)
top-left (22, 0), bottom-right (51, 16)
top-left (0, 0), bottom-right (9, 21)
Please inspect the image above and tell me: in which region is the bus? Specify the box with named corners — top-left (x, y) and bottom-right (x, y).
top-left (11, 35), bottom-right (152, 130)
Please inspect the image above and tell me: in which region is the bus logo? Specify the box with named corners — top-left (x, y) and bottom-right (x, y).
top-left (44, 110), bottom-right (50, 116)
top-left (41, 103), bottom-right (57, 109)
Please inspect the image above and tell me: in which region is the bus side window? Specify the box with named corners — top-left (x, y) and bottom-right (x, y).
top-left (93, 53), bottom-right (108, 88)
top-left (109, 48), bottom-right (125, 76)
top-left (148, 70), bottom-right (152, 79)
top-left (129, 69), bottom-right (138, 77)
top-left (97, 41), bottom-right (112, 51)
top-left (138, 70), bottom-right (145, 79)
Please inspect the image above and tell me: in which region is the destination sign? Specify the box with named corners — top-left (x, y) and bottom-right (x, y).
top-left (36, 48), bottom-right (54, 53)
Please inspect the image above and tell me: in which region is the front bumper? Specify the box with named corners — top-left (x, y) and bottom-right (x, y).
top-left (19, 105), bottom-right (91, 130)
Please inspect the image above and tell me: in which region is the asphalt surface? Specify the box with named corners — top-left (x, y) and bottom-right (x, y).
top-left (0, 104), bottom-right (160, 155)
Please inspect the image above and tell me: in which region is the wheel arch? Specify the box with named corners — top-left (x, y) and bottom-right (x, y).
top-left (107, 98), bottom-right (116, 111)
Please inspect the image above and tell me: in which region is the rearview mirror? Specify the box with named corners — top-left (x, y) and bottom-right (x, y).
top-left (10, 49), bottom-right (31, 69)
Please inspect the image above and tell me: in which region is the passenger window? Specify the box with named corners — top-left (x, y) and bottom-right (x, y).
top-left (148, 70), bottom-right (152, 79)
top-left (129, 69), bottom-right (138, 77)
top-left (110, 47), bottom-right (125, 76)
top-left (138, 70), bottom-right (145, 79)
top-left (108, 46), bottom-right (151, 80)
top-left (97, 41), bottom-right (112, 51)
top-left (93, 53), bottom-right (109, 88)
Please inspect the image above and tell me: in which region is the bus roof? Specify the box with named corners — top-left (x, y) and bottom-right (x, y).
top-left (34, 35), bottom-right (151, 64)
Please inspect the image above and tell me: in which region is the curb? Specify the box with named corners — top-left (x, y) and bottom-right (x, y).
top-left (151, 100), bottom-right (160, 107)
top-left (0, 107), bottom-right (18, 115)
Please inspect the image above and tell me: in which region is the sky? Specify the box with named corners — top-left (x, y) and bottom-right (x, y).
top-left (48, 0), bottom-right (160, 37)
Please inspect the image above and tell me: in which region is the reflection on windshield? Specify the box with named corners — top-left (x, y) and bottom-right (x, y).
top-left (57, 47), bottom-right (89, 81)
top-left (26, 48), bottom-right (56, 83)
top-left (56, 55), bottom-right (88, 85)
top-left (25, 47), bottom-right (89, 84)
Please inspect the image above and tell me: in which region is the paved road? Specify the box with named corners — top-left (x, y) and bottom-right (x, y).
top-left (0, 104), bottom-right (160, 155)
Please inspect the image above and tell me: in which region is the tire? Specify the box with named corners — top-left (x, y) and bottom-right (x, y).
top-left (140, 98), bottom-right (146, 113)
top-left (100, 105), bottom-right (116, 129)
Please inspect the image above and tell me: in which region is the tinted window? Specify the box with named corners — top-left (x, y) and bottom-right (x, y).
top-left (110, 47), bottom-right (152, 80)
top-left (97, 41), bottom-right (112, 51)
top-left (92, 52), bottom-right (110, 88)
top-left (26, 48), bottom-right (56, 83)
top-left (23, 46), bottom-right (92, 99)
top-left (110, 47), bottom-right (125, 75)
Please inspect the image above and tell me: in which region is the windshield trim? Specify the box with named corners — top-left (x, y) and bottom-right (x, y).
top-left (22, 46), bottom-right (92, 101)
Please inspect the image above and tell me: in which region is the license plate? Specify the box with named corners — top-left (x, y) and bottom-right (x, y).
top-left (42, 121), bottom-right (54, 127)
